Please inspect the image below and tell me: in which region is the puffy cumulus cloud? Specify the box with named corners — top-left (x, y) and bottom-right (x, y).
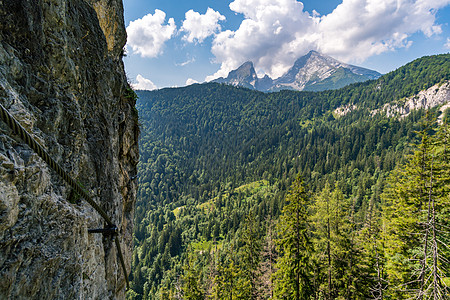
top-left (126, 10), bottom-right (176, 58)
top-left (208, 0), bottom-right (315, 80)
top-left (207, 0), bottom-right (450, 81)
top-left (131, 74), bottom-right (158, 90)
top-left (317, 0), bottom-right (449, 62)
top-left (182, 8), bottom-right (226, 43)
top-left (185, 78), bottom-right (199, 86)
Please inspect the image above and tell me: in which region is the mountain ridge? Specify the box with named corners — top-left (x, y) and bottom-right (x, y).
top-left (212, 50), bottom-right (382, 92)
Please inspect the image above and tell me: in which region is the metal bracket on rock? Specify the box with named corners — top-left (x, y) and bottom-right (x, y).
top-left (88, 225), bottom-right (119, 236)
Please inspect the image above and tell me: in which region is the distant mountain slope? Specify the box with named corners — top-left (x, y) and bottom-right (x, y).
top-left (212, 50), bottom-right (382, 92)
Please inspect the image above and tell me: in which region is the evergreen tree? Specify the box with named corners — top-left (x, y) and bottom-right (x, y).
top-left (274, 175), bottom-right (313, 299)
top-left (382, 116), bottom-right (450, 299)
top-left (182, 251), bottom-right (204, 300)
top-left (239, 213), bottom-right (262, 299)
top-left (128, 55), bottom-right (450, 297)
top-left (212, 249), bottom-right (249, 300)
top-left (358, 181), bottom-right (388, 300)
top-left (311, 183), bottom-right (359, 299)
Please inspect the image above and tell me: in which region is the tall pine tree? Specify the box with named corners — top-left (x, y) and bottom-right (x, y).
top-left (382, 115), bottom-right (450, 299)
top-left (311, 183), bottom-right (360, 299)
top-left (274, 175), bottom-right (313, 299)
top-left (239, 213), bottom-right (262, 299)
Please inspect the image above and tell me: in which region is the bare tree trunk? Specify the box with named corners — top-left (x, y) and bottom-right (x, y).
top-left (327, 199), bottom-right (331, 300)
top-left (369, 198), bottom-right (384, 300)
top-left (296, 205), bottom-right (300, 300)
top-left (419, 160), bottom-right (433, 300)
top-left (269, 219), bottom-right (274, 300)
top-left (374, 249), bottom-right (384, 300)
top-left (431, 172), bottom-right (438, 300)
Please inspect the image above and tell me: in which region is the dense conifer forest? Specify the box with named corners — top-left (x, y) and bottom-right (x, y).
top-left (127, 54), bottom-right (450, 299)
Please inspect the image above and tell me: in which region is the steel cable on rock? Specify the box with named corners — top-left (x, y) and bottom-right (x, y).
top-left (0, 103), bottom-right (129, 290)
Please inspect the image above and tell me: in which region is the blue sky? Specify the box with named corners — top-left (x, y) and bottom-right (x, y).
top-left (123, 0), bottom-right (450, 90)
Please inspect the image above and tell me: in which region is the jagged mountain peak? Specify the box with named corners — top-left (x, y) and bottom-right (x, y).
top-left (229, 61), bottom-right (257, 79)
top-left (213, 61), bottom-right (258, 89)
top-left (272, 51), bottom-right (381, 91)
top-left (214, 51), bottom-right (381, 92)
top-left (236, 61), bottom-right (254, 70)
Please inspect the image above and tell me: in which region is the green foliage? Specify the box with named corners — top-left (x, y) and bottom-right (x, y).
top-left (238, 213), bottom-right (262, 298)
top-left (355, 178), bottom-right (387, 300)
top-left (274, 176), bottom-right (313, 299)
top-left (382, 115), bottom-right (450, 299)
top-left (123, 84), bottom-right (140, 124)
top-left (182, 251), bottom-right (204, 299)
top-left (124, 85), bottom-right (138, 102)
top-left (213, 253), bottom-right (250, 300)
top-left (68, 188), bottom-right (81, 204)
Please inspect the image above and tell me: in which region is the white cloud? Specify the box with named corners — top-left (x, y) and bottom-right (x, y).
top-left (207, 0), bottom-right (314, 80)
top-left (445, 38), bottom-right (450, 49)
top-left (181, 8), bottom-right (226, 43)
top-left (207, 0), bottom-right (450, 81)
top-left (186, 78), bottom-right (199, 86)
top-left (126, 10), bottom-right (176, 58)
top-left (132, 74), bottom-right (158, 90)
top-left (175, 58), bottom-right (196, 67)
top-left (316, 0), bottom-right (449, 62)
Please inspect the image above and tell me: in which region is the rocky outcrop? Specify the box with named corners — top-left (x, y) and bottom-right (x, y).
top-left (372, 81), bottom-right (450, 120)
top-left (0, 0), bottom-right (139, 299)
top-left (333, 104), bottom-right (357, 117)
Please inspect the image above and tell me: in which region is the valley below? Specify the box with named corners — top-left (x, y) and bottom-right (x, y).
top-left (129, 54), bottom-right (450, 299)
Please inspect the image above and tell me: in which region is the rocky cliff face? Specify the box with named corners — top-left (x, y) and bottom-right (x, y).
top-left (372, 81), bottom-right (450, 120)
top-left (332, 81), bottom-right (450, 119)
top-left (0, 0), bottom-right (139, 299)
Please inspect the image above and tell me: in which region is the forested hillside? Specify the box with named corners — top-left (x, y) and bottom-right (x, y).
top-left (128, 54), bottom-right (450, 299)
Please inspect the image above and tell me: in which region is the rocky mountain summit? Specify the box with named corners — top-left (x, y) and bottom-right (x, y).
top-left (0, 0), bottom-right (138, 299)
top-left (213, 50), bottom-right (382, 92)
top-left (213, 61), bottom-right (259, 90)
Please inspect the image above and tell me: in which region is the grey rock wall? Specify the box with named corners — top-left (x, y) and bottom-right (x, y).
top-left (0, 0), bottom-right (139, 299)
top-left (371, 81), bottom-right (450, 119)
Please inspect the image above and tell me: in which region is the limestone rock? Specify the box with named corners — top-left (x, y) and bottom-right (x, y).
top-left (0, 0), bottom-right (139, 299)
top-left (372, 81), bottom-right (450, 119)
